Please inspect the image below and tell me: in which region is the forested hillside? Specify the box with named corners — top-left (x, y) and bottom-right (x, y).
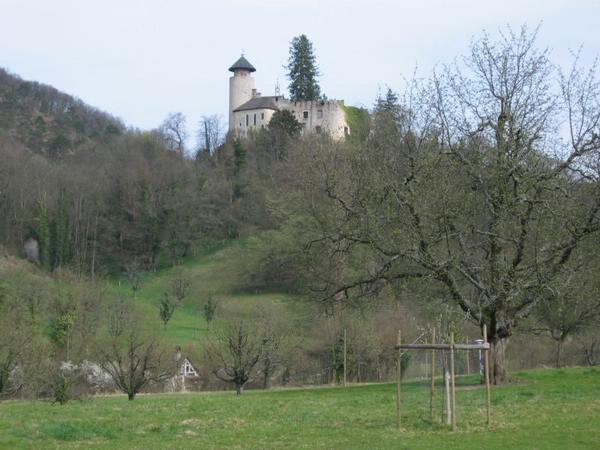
top-left (0, 73), bottom-right (306, 277)
top-left (0, 68), bottom-right (124, 158)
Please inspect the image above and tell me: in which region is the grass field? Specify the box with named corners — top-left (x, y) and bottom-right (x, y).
top-left (1, 367), bottom-right (598, 449)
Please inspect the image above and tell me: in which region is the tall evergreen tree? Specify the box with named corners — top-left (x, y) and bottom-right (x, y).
top-left (36, 201), bottom-right (51, 271)
top-left (286, 35), bottom-right (321, 102)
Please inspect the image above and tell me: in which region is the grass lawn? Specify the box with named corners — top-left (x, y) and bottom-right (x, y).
top-left (1, 367), bottom-right (598, 449)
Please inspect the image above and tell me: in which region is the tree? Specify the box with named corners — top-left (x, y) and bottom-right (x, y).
top-left (268, 110), bottom-right (303, 138)
top-left (371, 87), bottom-right (402, 149)
top-left (170, 270), bottom-right (191, 303)
top-left (36, 201), bottom-right (51, 271)
top-left (197, 115), bottom-right (225, 155)
top-left (205, 319), bottom-right (266, 394)
top-left (124, 263), bottom-right (143, 298)
top-left (201, 295), bottom-right (218, 329)
top-left (49, 294), bottom-right (77, 360)
top-left (289, 26), bottom-right (600, 383)
top-left (96, 297), bottom-right (175, 400)
top-left (256, 306), bottom-right (290, 389)
top-left (286, 34), bottom-right (321, 102)
top-left (533, 259), bottom-right (600, 367)
top-left (158, 112), bottom-right (187, 155)
top-left (158, 292), bottom-right (176, 331)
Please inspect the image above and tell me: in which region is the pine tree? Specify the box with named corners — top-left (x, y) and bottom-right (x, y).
top-left (286, 35), bottom-right (321, 102)
top-left (36, 201), bottom-right (51, 271)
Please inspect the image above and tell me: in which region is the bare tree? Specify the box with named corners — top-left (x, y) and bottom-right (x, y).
top-left (533, 259), bottom-right (600, 367)
top-left (96, 297), bottom-right (175, 400)
top-left (295, 26), bottom-right (600, 383)
top-left (196, 115), bottom-right (225, 156)
top-left (257, 306), bottom-right (290, 389)
top-left (170, 269), bottom-right (191, 303)
top-left (124, 263), bottom-right (143, 298)
top-left (205, 319), bottom-right (266, 394)
top-left (158, 112), bottom-right (188, 155)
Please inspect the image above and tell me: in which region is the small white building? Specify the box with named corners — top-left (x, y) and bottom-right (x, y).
top-left (228, 55), bottom-right (350, 139)
top-left (179, 357), bottom-right (199, 378)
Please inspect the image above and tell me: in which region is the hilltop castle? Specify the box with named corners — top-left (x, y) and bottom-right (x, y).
top-left (228, 55), bottom-right (349, 139)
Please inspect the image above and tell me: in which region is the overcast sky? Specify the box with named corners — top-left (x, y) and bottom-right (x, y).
top-left (1, 0), bottom-right (599, 144)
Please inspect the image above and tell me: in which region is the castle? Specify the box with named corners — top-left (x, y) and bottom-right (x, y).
top-left (228, 55), bottom-right (349, 139)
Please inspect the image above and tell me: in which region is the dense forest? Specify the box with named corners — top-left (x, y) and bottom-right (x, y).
top-left (1, 28), bottom-right (600, 401)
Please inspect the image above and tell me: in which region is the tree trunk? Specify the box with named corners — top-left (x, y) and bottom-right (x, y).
top-left (555, 339), bottom-right (563, 368)
top-left (263, 363), bottom-right (272, 389)
top-left (235, 383), bottom-right (243, 395)
top-left (128, 391), bottom-right (136, 401)
top-left (490, 337), bottom-right (508, 384)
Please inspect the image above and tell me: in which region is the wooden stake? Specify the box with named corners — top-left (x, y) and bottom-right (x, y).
top-left (483, 325), bottom-right (491, 426)
top-left (465, 338), bottom-right (471, 376)
top-left (396, 329), bottom-right (402, 430)
top-left (444, 363), bottom-right (450, 425)
top-left (430, 327), bottom-right (436, 421)
top-left (450, 332), bottom-right (456, 431)
top-left (343, 328), bottom-right (347, 387)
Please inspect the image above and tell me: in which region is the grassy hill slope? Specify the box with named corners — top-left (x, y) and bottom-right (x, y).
top-left (105, 238), bottom-right (304, 345)
top-left (0, 367), bottom-right (598, 449)
top-left (0, 238), bottom-right (304, 348)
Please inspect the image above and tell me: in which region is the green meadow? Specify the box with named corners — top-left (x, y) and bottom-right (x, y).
top-left (1, 368), bottom-right (598, 449)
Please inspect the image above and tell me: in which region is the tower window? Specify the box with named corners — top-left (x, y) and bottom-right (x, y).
top-left (261, 113), bottom-right (264, 120)
top-left (253, 114), bottom-right (256, 125)
top-left (317, 110), bottom-right (323, 119)
top-left (303, 111), bottom-right (309, 119)
top-left (246, 115), bottom-right (249, 126)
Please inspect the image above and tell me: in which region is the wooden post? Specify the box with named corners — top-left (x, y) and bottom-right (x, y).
top-left (483, 325), bottom-right (491, 426)
top-left (343, 328), bottom-right (347, 387)
top-left (430, 327), bottom-right (436, 421)
top-left (444, 363), bottom-right (450, 425)
top-left (465, 338), bottom-right (471, 376)
top-left (450, 332), bottom-right (456, 431)
top-left (396, 329), bottom-right (402, 430)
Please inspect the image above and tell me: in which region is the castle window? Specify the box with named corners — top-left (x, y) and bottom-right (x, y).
top-left (246, 115), bottom-right (249, 126)
top-left (261, 113), bottom-right (264, 120)
top-left (317, 110), bottom-right (323, 119)
top-left (315, 126), bottom-right (322, 133)
top-left (253, 114), bottom-right (256, 126)
top-left (303, 111), bottom-right (309, 119)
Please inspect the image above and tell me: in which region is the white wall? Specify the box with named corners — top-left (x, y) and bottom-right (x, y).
top-left (285, 100), bottom-right (348, 140)
top-left (228, 70), bottom-right (255, 131)
top-left (232, 108), bottom-right (276, 134)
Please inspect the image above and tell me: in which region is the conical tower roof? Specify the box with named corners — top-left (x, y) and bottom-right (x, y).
top-left (228, 55), bottom-right (256, 73)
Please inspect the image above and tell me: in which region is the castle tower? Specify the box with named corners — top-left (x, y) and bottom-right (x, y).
top-left (228, 55), bottom-right (256, 132)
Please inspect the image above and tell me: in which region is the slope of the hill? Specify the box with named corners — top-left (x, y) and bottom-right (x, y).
top-left (0, 239), bottom-right (304, 348)
top-left (105, 238), bottom-right (305, 345)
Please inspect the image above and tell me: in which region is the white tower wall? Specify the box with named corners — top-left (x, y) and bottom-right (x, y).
top-left (229, 71), bottom-right (255, 131)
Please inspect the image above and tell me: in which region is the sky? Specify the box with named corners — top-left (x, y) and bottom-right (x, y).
top-left (1, 0), bottom-right (599, 145)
